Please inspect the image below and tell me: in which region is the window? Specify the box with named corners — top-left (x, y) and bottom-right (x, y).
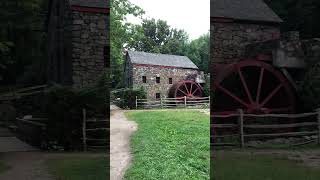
top-left (103, 46), bottom-right (110, 68)
top-left (169, 78), bottom-right (173, 84)
top-left (156, 77), bottom-right (160, 83)
top-left (156, 93), bottom-right (161, 99)
top-left (142, 76), bottom-right (147, 83)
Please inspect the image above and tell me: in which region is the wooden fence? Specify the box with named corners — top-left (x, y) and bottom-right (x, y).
top-left (211, 109), bottom-right (320, 148)
top-left (0, 85), bottom-right (47, 101)
top-left (82, 109), bottom-right (109, 151)
top-left (136, 96), bottom-right (210, 109)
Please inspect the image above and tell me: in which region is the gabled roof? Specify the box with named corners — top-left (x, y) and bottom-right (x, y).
top-left (211, 0), bottom-right (283, 23)
top-left (127, 51), bottom-right (199, 69)
top-left (69, 0), bottom-right (108, 9)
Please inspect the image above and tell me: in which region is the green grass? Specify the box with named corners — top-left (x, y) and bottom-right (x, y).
top-left (47, 155), bottom-right (108, 180)
top-left (125, 110), bottom-right (210, 180)
top-left (212, 152), bottom-right (320, 180)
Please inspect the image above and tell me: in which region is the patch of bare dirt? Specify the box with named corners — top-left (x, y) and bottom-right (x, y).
top-left (110, 105), bottom-right (137, 180)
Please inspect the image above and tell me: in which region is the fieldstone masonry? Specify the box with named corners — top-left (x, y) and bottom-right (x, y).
top-left (47, 0), bottom-right (109, 88)
top-left (211, 22), bottom-right (280, 65)
top-left (71, 11), bottom-right (109, 88)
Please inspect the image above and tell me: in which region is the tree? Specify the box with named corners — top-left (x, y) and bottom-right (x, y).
top-left (184, 33), bottom-right (209, 73)
top-left (0, 0), bottom-right (48, 86)
top-left (127, 18), bottom-right (189, 55)
top-left (110, 0), bottom-right (144, 88)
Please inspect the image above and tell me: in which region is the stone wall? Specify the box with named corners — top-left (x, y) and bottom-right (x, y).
top-left (211, 22), bottom-right (280, 65)
top-left (71, 11), bottom-right (109, 88)
top-left (132, 65), bottom-right (200, 99)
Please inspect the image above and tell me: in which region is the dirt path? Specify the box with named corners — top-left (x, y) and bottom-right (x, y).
top-left (0, 152), bottom-right (54, 180)
top-left (110, 105), bottom-right (137, 180)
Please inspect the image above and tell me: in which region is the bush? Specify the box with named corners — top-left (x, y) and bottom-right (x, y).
top-left (111, 87), bottom-right (147, 109)
top-left (43, 73), bottom-right (108, 150)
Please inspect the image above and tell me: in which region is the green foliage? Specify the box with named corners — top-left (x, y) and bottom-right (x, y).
top-left (47, 155), bottom-right (108, 180)
top-left (184, 34), bottom-right (209, 73)
top-left (110, 0), bottom-right (144, 88)
top-left (0, 0), bottom-right (48, 85)
top-left (112, 87), bottom-right (146, 109)
top-left (127, 18), bottom-right (189, 55)
top-left (125, 110), bottom-right (210, 180)
top-left (43, 75), bottom-right (108, 150)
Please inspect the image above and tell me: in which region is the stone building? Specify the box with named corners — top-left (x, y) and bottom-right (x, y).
top-left (47, 0), bottom-right (109, 88)
top-left (124, 51), bottom-right (204, 99)
top-left (211, 0), bottom-right (283, 67)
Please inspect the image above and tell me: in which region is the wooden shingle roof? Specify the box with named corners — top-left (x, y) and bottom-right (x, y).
top-left (127, 51), bottom-right (199, 69)
top-left (211, 0), bottom-right (283, 23)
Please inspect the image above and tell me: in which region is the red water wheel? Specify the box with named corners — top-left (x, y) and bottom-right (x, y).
top-left (212, 60), bottom-right (295, 114)
top-left (169, 80), bottom-right (203, 100)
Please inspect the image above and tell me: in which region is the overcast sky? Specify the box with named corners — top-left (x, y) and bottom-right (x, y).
top-left (127, 0), bottom-right (210, 40)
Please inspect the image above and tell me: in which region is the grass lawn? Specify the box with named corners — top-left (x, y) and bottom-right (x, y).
top-left (125, 110), bottom-right (210, 180)
top-left (212, 151), bottom-right (320, 180)
top-left (47, 155), bottom-right (108, 180)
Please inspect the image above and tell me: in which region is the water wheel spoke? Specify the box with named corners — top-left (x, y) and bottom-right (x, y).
top-left (190, 83), bottom-right (194, 95)
top-left (178, 88), bottom-right (188, 96)
top-left (215, 83), bottom-right (249, 108)
top-left (256, 68), bottom-right (264, 103)
top-left (192, 87), bottom-right (200, 95)
top-left (238, 67), bottom-right (254, 104)
top-left (261, 83), bottom-right (283, 107)
top-left (183, 83), bottom-right (190, 94)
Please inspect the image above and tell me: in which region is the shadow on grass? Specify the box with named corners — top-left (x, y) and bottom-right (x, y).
top-left (211, 150), bottom-right (320, 180)
top-left (46, 154), bottom-right (108, 180)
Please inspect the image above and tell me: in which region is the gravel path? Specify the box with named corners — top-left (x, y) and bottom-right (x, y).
top-left (110, 105), bottom-right (137, 180)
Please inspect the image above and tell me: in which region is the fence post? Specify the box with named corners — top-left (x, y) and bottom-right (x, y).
top-left (82, 108), bottom-right (87, 152)
top-left (160, 97), bottom-right (163, 109)
top-left (317, 108), bottom-right (320, 145)
top-left (184, 96), bottom-right (187, 108)
top-left (238, 109), bottom-right (244, 148)
top-left (135, 96), bottom-right (138, 109)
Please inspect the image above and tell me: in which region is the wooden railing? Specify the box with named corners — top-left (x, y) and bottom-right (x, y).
top-left (0, 85), bottom-right (47, 101)
top-left (136, 96), bottom-right (210, 109)
top-left (82, 109), bottom-right (109, 151)
top-left (211, 109), bottom-right (320, 148)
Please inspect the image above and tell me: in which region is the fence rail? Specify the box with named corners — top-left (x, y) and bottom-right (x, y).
top-left (82, 109), bottom-right (108, 151)
top-left (211, 109), bottom-right (320, 148)
top-left (135, 96), bottom-right (210, 109)
top-left (0, 85), bottom-right (47, 101)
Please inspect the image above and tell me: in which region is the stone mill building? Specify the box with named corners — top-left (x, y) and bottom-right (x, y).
top-left (47, 0), bottom-right (109, 88)
top-left (124, 51), bottom-right (205, 100)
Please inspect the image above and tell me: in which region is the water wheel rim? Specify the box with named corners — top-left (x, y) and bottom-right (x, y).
top-left (213, 60), bottom-right (295, 114)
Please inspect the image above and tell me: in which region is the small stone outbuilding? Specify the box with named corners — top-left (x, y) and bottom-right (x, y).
top-left (124, 51), bottom-right (204, 100)
top-left (47, 0), bottom-right (109, 88)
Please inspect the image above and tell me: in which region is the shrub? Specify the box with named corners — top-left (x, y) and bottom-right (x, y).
top-left (111, 87), bottom-right (147, 109)
top-left (43, 73), bottom-right (108, 150)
